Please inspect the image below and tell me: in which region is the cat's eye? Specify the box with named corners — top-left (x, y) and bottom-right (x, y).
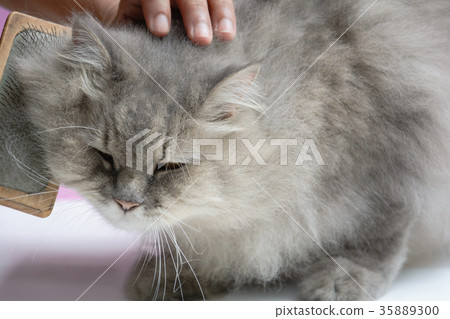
top-left (155, 162), bottom-right (185, 173)
top-left (96, 149), bottom-right (114, 168)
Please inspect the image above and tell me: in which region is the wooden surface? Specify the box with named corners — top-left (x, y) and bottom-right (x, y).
top-left (0, 12), bottom-right (70, 218)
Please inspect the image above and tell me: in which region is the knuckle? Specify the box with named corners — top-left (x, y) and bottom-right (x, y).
top-left (184, 0), bottom-right (209, 11)
top-left (209, 0), bottom-right (235, 17)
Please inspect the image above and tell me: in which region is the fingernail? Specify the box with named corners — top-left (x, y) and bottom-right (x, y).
top-left (217, 18), bottom-right (234, 34)
top-left (194, 21), bottom-right (211, 39)
top-left (151, 13), bottom-right (169, 35)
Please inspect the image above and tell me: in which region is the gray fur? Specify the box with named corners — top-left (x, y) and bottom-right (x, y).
top-left (13, 0), bottom-right (450, 300)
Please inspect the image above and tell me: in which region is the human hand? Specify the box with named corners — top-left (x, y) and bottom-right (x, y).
top-left (105, 0), bottom-right (236, 46)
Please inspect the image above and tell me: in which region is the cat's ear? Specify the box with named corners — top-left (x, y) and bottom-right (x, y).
top-left (61, 16), bottom-right (111, 73)
top-left (58, 16), bottom-right (112, 100)
top-left (202, 64), bottom-right (264, 132)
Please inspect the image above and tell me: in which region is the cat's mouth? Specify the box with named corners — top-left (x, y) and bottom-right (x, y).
top-left (96, 200), bottom-right (167, 232)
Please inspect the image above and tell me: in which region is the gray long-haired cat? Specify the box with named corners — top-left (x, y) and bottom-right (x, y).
top-left (13, 0), bottom-right (450, 300)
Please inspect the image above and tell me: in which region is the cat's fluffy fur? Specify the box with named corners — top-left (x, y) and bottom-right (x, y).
top-left (14, 0), bottom-right (450, 300)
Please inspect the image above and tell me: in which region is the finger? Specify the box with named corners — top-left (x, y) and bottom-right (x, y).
top-left (209, 0), bottom-right (236, 41)
top-left (141, 0), bottom-right (171, 37)
top-left (176, 0), bottom-right (213, 46)
top-left (119, 2), bottom-right (144, 22)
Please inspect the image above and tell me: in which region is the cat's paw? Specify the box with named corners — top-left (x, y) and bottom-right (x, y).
top-left (125, 256), bottom-right (209, 301)
top-left (298, 258), bottom-right (382, 301)
top-left (126, 273), bottom-right (206, 301)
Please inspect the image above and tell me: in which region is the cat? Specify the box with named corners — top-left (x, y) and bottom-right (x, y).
top-left (12, 0), bottom-right (450, 300)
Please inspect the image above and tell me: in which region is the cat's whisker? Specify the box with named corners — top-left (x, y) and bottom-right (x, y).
top-left (159, 229), bottom-right (167, 301)
top-left (164, 221), bottom-right (205, 300)
top-left (149, 228), bottom-right (159, 300)
top-left (11, 158), bottom-right (50, 184)
top-left (176, 221), bottom-right (205, 255)
top-left (7, 157), bottom-right (58, 189)
top-left (164, 211), bottom-right (200, 233)
top-left (141, 233), bottom-right (153, 266)
top-left (162, 221), bottom-right (183, 296)
top-left (5, 143), bottom-right (52, 185)
top-left (151, 227), bottom-right (162, 301)
top-left (143, 231), bottom-right (154, 258)
top-left (147, 228), bottom-right (159, 300)
top-left (78, 202), bottom-right (107, 227)
top-left (133, 233), bottom-right (150, 281)
top-left (132, 233), bottom-right (152, 287)
top-left (170, 223), bottom-right (185, 298)
top-left (163, 223), bottom-right (185, 300)
top-left (156, 228), bottom-right (164, 301)
top-left (163, 228), bottom-right (178, 295)
top-left (162, 227), bottom-right (176, 294)
top-left (50, 206), bottom-right (96, 236)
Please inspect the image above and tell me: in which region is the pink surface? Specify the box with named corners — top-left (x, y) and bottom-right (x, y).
top-left (0, 7), bottom-right (10, 33)
top-left (56, 187), bottom-right (82, 200)
top-left (1, 6), bottom-right (79, 200)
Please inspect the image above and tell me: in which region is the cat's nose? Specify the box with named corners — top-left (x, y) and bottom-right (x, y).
top-left (114, 198), bottom-right (141, 212)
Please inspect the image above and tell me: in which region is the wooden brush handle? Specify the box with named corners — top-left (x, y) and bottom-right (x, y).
top-left (0, 12), bottom-right (70, 218)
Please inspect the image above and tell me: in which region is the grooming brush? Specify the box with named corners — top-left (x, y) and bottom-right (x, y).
top-left (0, 12), bottom-right (70, 217)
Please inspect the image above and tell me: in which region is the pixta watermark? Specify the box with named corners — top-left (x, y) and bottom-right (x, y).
top-left (126, 130), bottom-right (325, 175)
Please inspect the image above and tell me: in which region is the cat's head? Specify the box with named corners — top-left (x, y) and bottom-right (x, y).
top-left (16, 16), bottom-right (265, 231)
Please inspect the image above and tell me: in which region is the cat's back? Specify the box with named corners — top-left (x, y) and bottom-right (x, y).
top-left (245, 0), bottom-right (450, 140)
